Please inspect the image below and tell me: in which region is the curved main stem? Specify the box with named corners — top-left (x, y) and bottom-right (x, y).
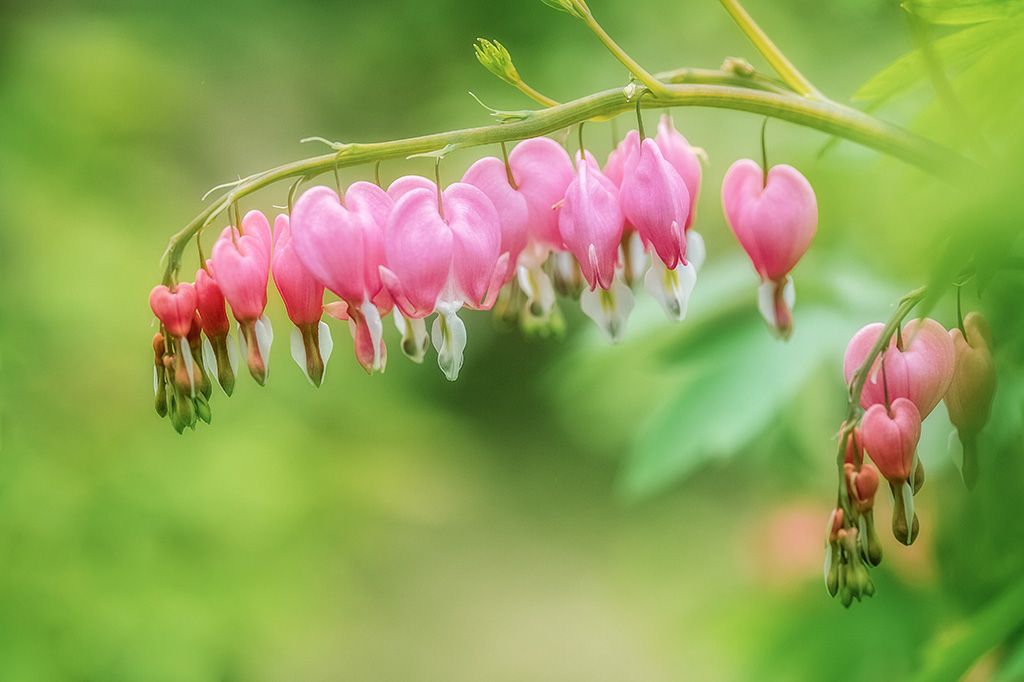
top-left (161, 79), bottom-right (967, 285)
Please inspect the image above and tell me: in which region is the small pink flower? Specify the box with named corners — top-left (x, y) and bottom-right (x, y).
top-left (722, 159), bottom-right (817, 282)
top-left (379, 181), bottom-right (504, 380)
top-left (844, 461), bottom-right (879, 514)
top-left (210, 210), bottom-right (272, 322)
top-left (619, 137), bottom-right (689, 270)
top-left (722, 159), bottom-right (816, 338)
top-left (195, 266), bottom-right (237, 396)
top-left (272, 214), bottom-right (333, 386)
top-left (508, 137), bottom-right (575, 254)
top-left (290, 183), bottom-right (393, 374)
top-left (655, 115), bottom-right (702, 231)
top-left (381, 181), bottom-right (504, 316)
top-left (149, 283), bottom-right (197, 338)
top-left (290, 183), bottom-right (390, 308)
top-left (195, 267), bottom-right (230, 337)
top-left (462, 156), bottom-right (529, 285)
top-left (860, 397), bottom-right (921, 485)
top-left (558, 153), bottom-right (623, 291)
top-left (843, 318), bottom-right (955, 419)
top-left (944, 312), bottom-right (997, 436)
top-left (210, 210), bottom-right (274, 385)
top-left (273, 214), bottom-right (325, 327)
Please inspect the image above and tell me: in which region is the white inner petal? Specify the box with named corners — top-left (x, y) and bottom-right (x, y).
top-left (254, 315), bottom-right (274, 378)
top-left (686, 230), bottom-right (706, 273)
top-left (289, 327), bottom-right (312, 385)
top-left (580, 275), bottom-right (635, 343)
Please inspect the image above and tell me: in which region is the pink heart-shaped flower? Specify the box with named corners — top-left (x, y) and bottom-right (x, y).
top-left (619, 138), bottom-right (690, 270)
top-left (210, 210), bottom-right (272, 322)
top-left (290, 184), bottom-right (389, 305)
top-left (194, 266), bottom-right (230, 337)
top-left (844, 318), bottom-right (955, 418)
top-left (509, 137), bottom-right (575, 252)
top-left (860, 397), bottom-right (921, 483)
top-left (655, 115), bottom-right (702, 230)
top-left (558, 153), bottom-right (624, 290)
top-left (149, 283), bottom-right (197, 338)
top-left (462, 156), bottom-right (528, 285)
top-left (272, 214), bottom-right (325, 327)
top-left (721, 159), bottom-right (817, 282)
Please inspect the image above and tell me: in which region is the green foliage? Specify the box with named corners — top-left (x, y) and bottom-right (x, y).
top-left (904, 0), bottom-right (1024, 24)
top-left (853, 17), bottom-right (1024, 103)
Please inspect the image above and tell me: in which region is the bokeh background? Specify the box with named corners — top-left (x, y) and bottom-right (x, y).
top-left (3, 0), bottom-right (1024, 680)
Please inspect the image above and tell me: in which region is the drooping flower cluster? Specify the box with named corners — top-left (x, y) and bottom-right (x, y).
top-left (150, 118), bottom-right (824, 432)
top-left (825, 313), bottom-right (997, 605)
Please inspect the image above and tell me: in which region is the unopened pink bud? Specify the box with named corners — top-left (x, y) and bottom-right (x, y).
top-left (195, 266), bottom-right (231, 337)
top-left (944, 312), bottom-right (997, 435)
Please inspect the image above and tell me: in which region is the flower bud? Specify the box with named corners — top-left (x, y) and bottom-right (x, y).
top-left (153, 333), bottom-right (168, 418)
top-left (944, 312), bottom-right (997, 488)
top-left (844, 462), bottom-right (879, 515)
top-left (474, 39), bottom-right (520, 85)
top-left (890, 479), bottom-right (920, 545)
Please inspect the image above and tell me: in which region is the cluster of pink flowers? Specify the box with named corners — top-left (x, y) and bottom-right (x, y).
top-left (150, 116), bottom-right (821, 432)
top-left (826, 313), bottom-right (997, 605)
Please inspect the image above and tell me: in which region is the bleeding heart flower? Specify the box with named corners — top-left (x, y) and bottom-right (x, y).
top-left (508, 137), bottom-right (575, 256)
top-left (655, 114), bottom-right (702, 231)
top-left (290, 183), bottom-right (393, 374)
top-left (272, 214), bottom-right (333, 386)
top-left (379, 181), bottom-right (504, 380)
top-left (844, 461), bottom-right (879, 515)
top-left (860, 397), bottom-right (921, 485)
top-left (462, 156), bottom-right (529, 285)
top-left (619, 137), bottom-right (689, 271)
top-left (149, 283), bottom-right (197, 338)
top-left (558, 152), bottom-right (624, 291)
top-left (843, 318), bottom-right (955, 419)
top-left (722, 159), bottom-right (817, 282)
top-left (722, 159), bottom-right (816, 339)
top-left (944, 312), bottom-right (997, 436)
top-left (210, 210), bottom-right (272, 322)
top-left (195, 266), bottom-right (237, 397)
top-left (210, 210), bottom-right (274, 385)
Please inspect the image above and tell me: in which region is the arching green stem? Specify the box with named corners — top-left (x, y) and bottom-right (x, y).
top-left (161, 82), bottom-right (968, 285)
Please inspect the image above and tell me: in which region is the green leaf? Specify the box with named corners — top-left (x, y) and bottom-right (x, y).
top-left (904, 0), bottom-right (1024, 24)
top-left (854, 17), bottom-right (1024, 102)
top-left (620, 307), bottom-right (849, 500)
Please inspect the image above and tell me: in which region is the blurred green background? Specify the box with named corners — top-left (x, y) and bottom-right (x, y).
top-left (3, 0), bottom-right (1024, 680)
